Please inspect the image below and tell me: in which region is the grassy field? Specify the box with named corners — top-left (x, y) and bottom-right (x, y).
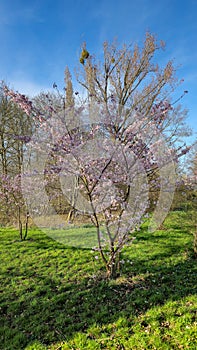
top-left (0, 210), bottom-right (197, 349)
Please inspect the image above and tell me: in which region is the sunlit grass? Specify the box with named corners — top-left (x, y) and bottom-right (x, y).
top-left (0, 210), bottom-right (196, 349)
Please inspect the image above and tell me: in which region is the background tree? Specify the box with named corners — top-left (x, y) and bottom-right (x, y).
top-left (0, 84), bottom-right (33, 175)
top-left (64, 67), bottom-right (75, 108)
top-left (77, 33), bottom-right (191, 145)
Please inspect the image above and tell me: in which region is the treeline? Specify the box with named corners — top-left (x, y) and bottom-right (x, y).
top-left (0, 85), bottom-right (72, 232)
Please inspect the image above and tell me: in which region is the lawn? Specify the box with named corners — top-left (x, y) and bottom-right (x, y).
top-left (0, 210), bottom-right (196, 349)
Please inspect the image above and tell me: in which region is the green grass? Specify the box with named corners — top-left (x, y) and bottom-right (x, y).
top-left (0, 211), bottom-right (196, 349)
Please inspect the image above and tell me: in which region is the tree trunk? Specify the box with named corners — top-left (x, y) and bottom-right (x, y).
top-left (23, 211), bottom-right (29, 240)
top-left (18, 207), bottom-right (23, 240)
top-left (67, 207), bottom-right (76, 223)
top-left (106, 253), bottom-right (120, 279)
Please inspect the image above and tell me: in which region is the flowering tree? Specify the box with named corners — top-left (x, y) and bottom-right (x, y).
top-left (0, 174), bottom-right (29, 240)
top-left (2, 33), bottom-right (193, 278)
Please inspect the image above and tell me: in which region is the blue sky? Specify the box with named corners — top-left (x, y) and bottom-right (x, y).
top-left (0, 0), bottom-right (196, 139)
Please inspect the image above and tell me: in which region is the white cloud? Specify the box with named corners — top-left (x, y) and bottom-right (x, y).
top-left (9, 79), bottom-right (50, 97)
